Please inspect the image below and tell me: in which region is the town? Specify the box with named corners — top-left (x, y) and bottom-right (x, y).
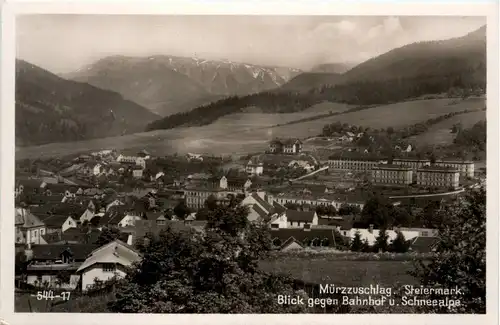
top-left (14, 134), bottom-right (485, 298)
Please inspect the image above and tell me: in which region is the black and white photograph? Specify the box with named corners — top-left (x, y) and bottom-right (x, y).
top-left (0, 1), bottom-right (498, 322)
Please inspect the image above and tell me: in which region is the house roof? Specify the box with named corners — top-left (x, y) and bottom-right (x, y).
top-left (410, 237), bottom-right (440, 253)
top-left (36, 214), bottom-right (73, 228)
top-left (272, 201), bottom-right (287, 214)
top-left (144, 212), bottom-right (163, 221)
top-left (270, 228), bottom-right (337, 245)
top-left (100, 205), bottom-right (129, 225)
top-left (280, 236), bottom-right (304, 250)
top-left (250, 192), bottom-right (274, 213)
top-left (77, 240), bottom-right (141, 273)
top-left (15, 208), bottom-right (44, 228)
top-left (31, 244), bottom-right (98, 261)
top-left (285, 210), bottom-right (316, 223)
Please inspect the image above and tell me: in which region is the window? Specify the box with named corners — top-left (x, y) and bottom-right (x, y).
top-left (103, 263), bottom-right (116, 272)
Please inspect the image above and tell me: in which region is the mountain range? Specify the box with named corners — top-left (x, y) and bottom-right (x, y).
top-left (63, 56), bottom-right (302, 116)
top-left (15, 59), bottom-right (159, 146)
top-left (147, 25), bottom-right (486, 132)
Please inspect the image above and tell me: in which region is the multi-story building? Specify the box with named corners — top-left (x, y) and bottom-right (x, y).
top-left (184, 176), bottom-right (252, 210)
top-left (327, 155), bottom-right (388, 172)
top-left (393, 158), bottom-right (474, 178)
top-left (416, 166), bottom-right (460, 190)
top-left (268, 192), bottom-right (365, 211)
top-left (371, 164), bottom-right (413, 187)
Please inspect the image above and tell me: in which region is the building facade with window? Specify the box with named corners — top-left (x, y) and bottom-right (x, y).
top-left (416, 166), bottom-right (460, 189)
top-left (393, 158), bottom-right (474, 178)
top-left (327, 156), bottom-right (388, 171)
top-left (371, 164), bottom-right (413, 187)
top-left (77, 240), bottom-right (142, 291)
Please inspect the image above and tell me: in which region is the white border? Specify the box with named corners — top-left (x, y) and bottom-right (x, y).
top-left (1, 1), bottom-right (499, 325)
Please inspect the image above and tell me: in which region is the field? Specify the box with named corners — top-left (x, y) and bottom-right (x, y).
top-left (409, 110), bottom-right (486, 145)
top-left (259, 257), bottom-right (418, 287)
top-left (16, 97), bottom-right (486, 160)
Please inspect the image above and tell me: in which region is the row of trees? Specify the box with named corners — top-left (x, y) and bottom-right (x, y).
top-left (350, 229), bottom-right (410, 253)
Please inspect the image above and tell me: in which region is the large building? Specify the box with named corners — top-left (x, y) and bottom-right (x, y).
top-left (416, 166), bottom-right (460, 190)
top-left (393, 158), bottom-right (474, 178)
top-left (184, 176), bottom-right (252, 209)
top-left (269, 138), bottom-right (303, 154)
top-left (327, 156), bottom-right (388, 172)
top-left (268, 192), bottom-right (365, 211)
top-left (371, 164), bottom-right (413, 187)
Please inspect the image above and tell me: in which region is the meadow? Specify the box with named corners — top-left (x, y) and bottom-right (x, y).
top-left (409, 110), bottom-right (486, 146)
top-left (16, 97), bottom-right (486, 160)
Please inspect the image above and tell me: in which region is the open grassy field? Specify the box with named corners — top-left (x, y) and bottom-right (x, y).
top-left (16, 97), bottom-right (485, 160)
top-left (259, 258), bottom-right (418, 287)
top-left (409, 110), bottom-right (486, 146)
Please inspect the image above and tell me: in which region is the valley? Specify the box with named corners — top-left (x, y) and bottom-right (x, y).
top-left (16, 96), bottom-right (486, 160)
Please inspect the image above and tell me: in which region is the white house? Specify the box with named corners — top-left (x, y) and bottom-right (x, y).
top-left (93, 164), bottom-right (103, 176)
top-left (77, 240), bottom-right (142, 291)
top-left (269, 209), bottom-right (319, 229)
top-left (15, 208), bottom-right (47, 245)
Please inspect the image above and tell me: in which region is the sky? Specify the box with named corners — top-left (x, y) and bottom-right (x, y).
top-left (16, 15), bottom-right (486, 74)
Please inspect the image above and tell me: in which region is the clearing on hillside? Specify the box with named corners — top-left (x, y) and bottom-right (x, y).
top-left (409, 110), bottom-right (486, 145)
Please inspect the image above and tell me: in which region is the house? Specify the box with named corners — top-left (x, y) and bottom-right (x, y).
top-left (246, 161), bottom-right (264, 176)
top-left (25, 244), bottom-right (98, 289)
top-left (15, 208), bottom-right (47, 245)
top-left (269, 209), bottom-right (318, 229)
top-left (37, 215), bottom-right (78, 234)
top-left (77, 240), bottom-right (142, 291)
top-left (288, 160), bottom-right (315, 172)
top-left (93, 164), bottom-right (103, 176)
top-left (268, 138), bottom-right (303, 154)
top-left (186, 153), bottom-right (204, 162)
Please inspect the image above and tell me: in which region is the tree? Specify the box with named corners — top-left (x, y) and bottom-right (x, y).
top-left (96, 227), bottom-right (122, 246)
top-left (350, 231), bottom-right (363, 252)
top-left (391, 206), bottom-right (413, 227)
top-left (361, 196), bottom-right (394, 228)
top-left (374, 228), bottom-right (389, 252)
top-left (204, 194), bottom-right (218, 211)
top-left (173, 200), bottom-right (191, 220)
top-left (411, 188), bottom-right (486, 313)
top-left (107, 206), bottom-right (309, 313)
top-left (338, 204), bottom-right (361, 216)
top-left (390, 231), bottom-right (409, 253)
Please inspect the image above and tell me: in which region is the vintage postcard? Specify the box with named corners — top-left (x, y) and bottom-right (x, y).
top-left (0, 1), bottom-right (498, 325)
